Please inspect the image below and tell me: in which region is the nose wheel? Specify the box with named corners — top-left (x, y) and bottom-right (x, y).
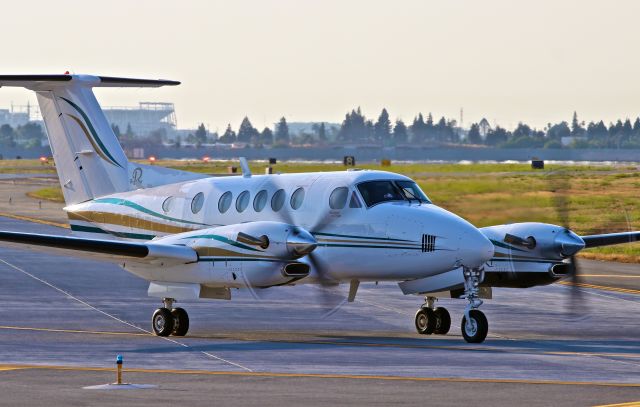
top-left (151, 298), bottom-right (190, 337)
top-left (461, 267), bottom-right (488, 343)
top-left (415, 296), bottom-right (451, 335)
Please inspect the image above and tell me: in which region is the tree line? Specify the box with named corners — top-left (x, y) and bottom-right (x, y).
top-left (198, 109), bottom-right (640, 149)
top-left (3, 110), bottom-right (640, 150)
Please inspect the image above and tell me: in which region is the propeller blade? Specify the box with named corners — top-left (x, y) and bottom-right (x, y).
top-left (547, 169), bottom-right (585, 310)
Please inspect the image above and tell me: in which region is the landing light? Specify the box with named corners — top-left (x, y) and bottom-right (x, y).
top-left (148, 156), bottom-right (157, 163)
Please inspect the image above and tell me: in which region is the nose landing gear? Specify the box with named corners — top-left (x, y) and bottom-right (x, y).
top-left (414, 296), bottom-right (451, 335)
top-left (151, 298), bottom-right (190, 337)
top-left (461, 267), bottom-right (488, 343)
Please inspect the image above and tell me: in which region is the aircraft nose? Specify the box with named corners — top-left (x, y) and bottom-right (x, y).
top-left (458, 226), bottom-right (494, 268)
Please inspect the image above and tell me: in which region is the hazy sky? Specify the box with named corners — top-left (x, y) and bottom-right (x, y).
top-left (1, 0), bottom-right (639, 132)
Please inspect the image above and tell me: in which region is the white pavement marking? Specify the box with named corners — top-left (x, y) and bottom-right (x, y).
top-left (0, 257), bottom-right (253, 372)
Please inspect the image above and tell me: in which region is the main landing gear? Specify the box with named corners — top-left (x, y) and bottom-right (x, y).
top-left (414, 267), bottom-right (489, 343)
top-left (152, 298), bottom-right (190, 337)
top-left (414, 296), bottom-right (451, 335)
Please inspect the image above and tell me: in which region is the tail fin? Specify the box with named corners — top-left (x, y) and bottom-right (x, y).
top-left (0, 74), bottom-right (180, 205)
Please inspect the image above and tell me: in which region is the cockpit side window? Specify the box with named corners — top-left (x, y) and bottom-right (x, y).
top-left (357, 181), bottom-right (404, 207)
top-left (349, 191), bottom-right (362, 208)
top-left (356, 180), bottom-right (431, 207)
top-left (396, 181), bottom-right (431, 204)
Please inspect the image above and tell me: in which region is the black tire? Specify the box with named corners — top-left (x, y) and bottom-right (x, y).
top-left (152, 308), bottom-right (174, 337)
top-left (461, 310), bottom-right (488, 343)
top-left (433, 307), bottom-right (451, 335)
top-left (414, 308), bottom-right (437, 335)
top-left (171, 307), bottom-right (189, 337)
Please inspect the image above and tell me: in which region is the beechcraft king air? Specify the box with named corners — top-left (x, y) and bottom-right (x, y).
top-left (0, 74), bottom-right (638, 343)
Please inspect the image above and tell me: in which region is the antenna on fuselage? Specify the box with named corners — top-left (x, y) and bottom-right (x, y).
top-left (239, 157), bottom-right (252, 178)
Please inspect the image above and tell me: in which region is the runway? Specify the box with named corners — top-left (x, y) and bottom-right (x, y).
top-left (0, 216), bottom-right (639, 406)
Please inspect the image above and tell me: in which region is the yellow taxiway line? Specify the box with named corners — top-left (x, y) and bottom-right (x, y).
top-left (581, 274), bottom-right (640, 279)
top-left (0, 363), bottom-right (638, 388)
top-left (0, 212), bottom-right (68, 229)
top-left (558, 281), bottom-right (640, 295)
top-left (593, 402), bottom-right (640, 407)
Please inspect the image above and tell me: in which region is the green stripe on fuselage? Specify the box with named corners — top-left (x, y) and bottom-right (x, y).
top-left (93, 198), bottom-right (210, 227)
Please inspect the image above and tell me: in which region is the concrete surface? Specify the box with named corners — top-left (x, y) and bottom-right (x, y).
top-left (0, 216), bottom-right (639, 406)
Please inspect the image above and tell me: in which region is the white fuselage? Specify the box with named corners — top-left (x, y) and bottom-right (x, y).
top-left (65, 169), bottom-right (494, 288)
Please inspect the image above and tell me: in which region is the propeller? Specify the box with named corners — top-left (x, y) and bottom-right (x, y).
top-left (547, 168), bottom-right (584, 311)
top-left (267, 179), bottom-right (349, 317)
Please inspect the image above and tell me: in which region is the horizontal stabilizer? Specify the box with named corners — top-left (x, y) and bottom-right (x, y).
top-left (0, 74), bottom-right (179, 89)
top-left (0, 231), bottom-right (197, 265)
top-left (581, 231), bottom-right (640, 248)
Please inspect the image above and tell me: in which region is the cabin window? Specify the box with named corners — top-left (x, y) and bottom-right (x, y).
top-left (290, 187), bottom-right (305, 210)
top-left (271, 189), bottom-right (285, 211)
top-left (236, 190), bottom-right (250, 212)
top-left (218, 191), bottom-right (233, 213)
top-left (349, 191), bottom-right (362, 208)
top-left (254, 190), bottom-right (268, 212)
top-left (329, 187), bottom-right (349, 210)
top-left (191, 192), bottom-right (204, 214)
top-left (162, 196), bottom-right (174, 213)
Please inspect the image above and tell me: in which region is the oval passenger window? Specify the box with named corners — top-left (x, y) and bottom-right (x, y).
top-left (191, 192), bottom-right (204, 214)
top-left (162, 196), bottom-right (174, 213)
top-left (236, 190), bottom-right (250, 212)
top-left (271, 189), bottom-right (285, 211)
top-left (218, 191), bottom-right (233, 213)
top-left (254, 190), bottom-right (268, 212)
top-left (290, 187), bottom-right (305, 210)
top-left (329, 187), bottom-right (349, 210)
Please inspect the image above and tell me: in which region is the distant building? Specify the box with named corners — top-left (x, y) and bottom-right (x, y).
top-left (0, 104), bottom-right (32, 128)
top-left (104, 102), bottom-right (177, 138)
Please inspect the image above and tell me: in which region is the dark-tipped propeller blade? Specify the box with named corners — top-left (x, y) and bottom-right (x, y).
top-left (548, 169), bottom-right (583, 309)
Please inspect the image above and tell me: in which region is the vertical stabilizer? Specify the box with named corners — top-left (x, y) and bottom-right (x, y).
top-left (0, 74), bottom-right (180, 205)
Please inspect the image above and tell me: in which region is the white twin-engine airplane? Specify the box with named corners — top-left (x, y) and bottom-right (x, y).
top-left (0, 74), bottom-right (638, 343)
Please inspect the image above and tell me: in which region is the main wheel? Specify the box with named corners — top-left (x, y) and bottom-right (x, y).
top-left (415, 308), bottom-right (437, 335)
top-left (152, 308), bottom-right (174, 337)
top-left (171, 307), bottom-right (189, 336)
top-left (433, 307), bottom-right (451, 335)
top-left (461, 309), bottom-right (488, 343)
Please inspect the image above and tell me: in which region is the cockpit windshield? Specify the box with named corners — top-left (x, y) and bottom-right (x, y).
top-left (357, 180), bottom-right (431, 207)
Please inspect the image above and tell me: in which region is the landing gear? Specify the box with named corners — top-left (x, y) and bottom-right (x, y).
top-left (433, 307), bottom-right (451, 335)
top-left (415, 296), bottom-right (451, 335)
top-left (171, 307), bottom-right (189, 336)
top-left (152, 308), bottom-right (173, 337)
top-left (415, 308), bottom-right (436, 334)
top-left (461, 267), bottom-right (488, 343)
top-left (151, 298), bottom-right (190, 337)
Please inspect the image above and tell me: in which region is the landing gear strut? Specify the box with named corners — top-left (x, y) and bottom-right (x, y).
top-left (414, 296), bottom-right (451, 336)
top-left (151, 298), bottom-right (190, 337)
top-left (461, 267), bottom-right (488, 343)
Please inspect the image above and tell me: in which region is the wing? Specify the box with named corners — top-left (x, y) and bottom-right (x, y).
top-left (0, 230), bottom-right (197, 265)
top-left (580, 231), bottom-right (640, 248)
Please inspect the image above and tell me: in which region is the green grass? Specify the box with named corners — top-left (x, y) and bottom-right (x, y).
top-left (26, 187), bottom-right (64, 203)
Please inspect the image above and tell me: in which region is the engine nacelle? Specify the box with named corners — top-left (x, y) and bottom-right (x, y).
top-left (156, 221), bottom-right (317, 261)
top-left (478, 222), bottom-right (582, 288)
top-left (480, 222), bottom-right (584, 262)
